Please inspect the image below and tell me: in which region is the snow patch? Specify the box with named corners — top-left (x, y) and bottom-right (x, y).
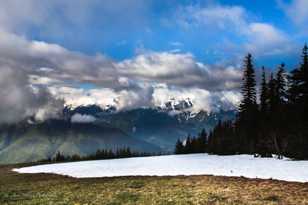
top-left (13, 154), bottom-right (308, 182)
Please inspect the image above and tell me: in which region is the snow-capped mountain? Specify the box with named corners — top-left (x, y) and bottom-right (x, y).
top-left (64, 104), bottom-right (117, 118)
top-left (63, 104), bottom-right (236, 151)
top-left (0, 102), bottom-right (236, 164)
top-left (161, 98), bottom-right (193, 111)
top-left (64, 98), bottom-right (195, 117)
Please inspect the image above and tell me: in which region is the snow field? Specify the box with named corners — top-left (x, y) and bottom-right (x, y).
top-left (13, 154), bottom-right (308, 182)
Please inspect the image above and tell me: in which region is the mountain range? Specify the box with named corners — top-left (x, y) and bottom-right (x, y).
top-left (0, 100), bottom-right (236, 164)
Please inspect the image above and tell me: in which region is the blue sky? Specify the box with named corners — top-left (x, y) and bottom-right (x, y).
top-left (21, 0), bottom-right (306, 69)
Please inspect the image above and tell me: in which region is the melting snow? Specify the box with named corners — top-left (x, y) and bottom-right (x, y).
top-left (13, 154), bottom-right (308, 182)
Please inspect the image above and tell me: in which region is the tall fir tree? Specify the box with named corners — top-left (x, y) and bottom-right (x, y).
top-left (294, 44), bottom-right (308, 158)
top-left (268, 73), bottom-right (277, 113)
top-left (238, 54), bottom-right (257, 119)
top-left (175, 139), bottom-right (184, 154)
top-left (289, 44), bottom-right (308, 105)
top-left (238, 54), bottom-right (257, 123)
top-left (275, 63), bottom-right (287, 106)
top-left (237, 54), bottom-right (258, 153)
top-left (300, 44), bottom-right (308, 117)
top-left (272, 64), bottom-right (288, 159)
top-left (260, 66), bottom-right (268, 113)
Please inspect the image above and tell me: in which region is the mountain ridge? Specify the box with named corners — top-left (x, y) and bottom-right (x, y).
top-left (0, 105), bottom-right (236, 164)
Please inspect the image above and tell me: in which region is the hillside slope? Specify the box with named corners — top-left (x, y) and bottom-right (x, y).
top-left (0, 120), bottom-right (160, 164)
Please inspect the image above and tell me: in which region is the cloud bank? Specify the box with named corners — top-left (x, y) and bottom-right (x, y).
top-left (0, 65), bottom-right (64, 124)
top-left (0, 29), bottom-right (242, 121)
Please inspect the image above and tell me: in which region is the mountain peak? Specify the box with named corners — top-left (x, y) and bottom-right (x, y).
top-left (161, 98), bottom-right (193, 112)
top-left (64, 104), bottom-right (117, 118)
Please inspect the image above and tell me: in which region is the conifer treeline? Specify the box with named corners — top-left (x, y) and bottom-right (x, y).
top-left (175, 129), bottom-right (207, 154)
top-left (39, 147), bottom-right (152, 163)
top-left (175, 44), bottom-right (308, 160)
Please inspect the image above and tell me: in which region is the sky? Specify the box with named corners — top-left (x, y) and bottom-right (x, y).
top-left (0, 0), bottom-right (307, 123)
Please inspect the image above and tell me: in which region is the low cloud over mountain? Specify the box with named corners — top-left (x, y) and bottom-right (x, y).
top-left (0, 29), bottom-right (242, 123)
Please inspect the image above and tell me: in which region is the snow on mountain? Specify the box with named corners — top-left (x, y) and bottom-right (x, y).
top-left (14, 154), bottom-right (308, 182)
top-left (155, 98), bottom-right (211, 122)
top-left (64, 98), bottom-right (234, 124)
top-left (65, 98), bottom-right (194, 119)
top-left (162, 98), bottom-right (193, 111)
top-left (64, 101), bottom-right (207, 124)
top-left (0, 104), bottom-right (235, 164)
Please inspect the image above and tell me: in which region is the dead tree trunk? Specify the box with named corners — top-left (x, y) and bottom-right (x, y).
top-left (272, 132), bottom-right (282, 159)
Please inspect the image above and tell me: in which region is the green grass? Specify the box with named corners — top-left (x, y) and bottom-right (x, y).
top-left (1, 164), bottom-right (308, 205)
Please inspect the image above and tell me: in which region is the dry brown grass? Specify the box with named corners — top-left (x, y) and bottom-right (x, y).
top-left (1, 164), bottom-right (308, 205)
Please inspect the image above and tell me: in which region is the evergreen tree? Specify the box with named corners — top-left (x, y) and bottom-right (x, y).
top-left (285, 45), bottom-right (308, 158)
top-left (238, 54), bottom-right (257, 119)
top-left (268, 64), bottom-right (288, 159)
top-left (268, 73), bottom-right (277, 113)
top-left (289, 44), bottom-right (308, 107)
top-left (275, 63), bottom-right (287, 106)
top-left (301, 44), bottom-right (308, 89)
top-left (175, 130), bottom-right (208, 154)
top-left (198, 129), bottom-right (208, 152)
top-left (238, 53), bottom-right (258, 153)
top-left (256, 67), bottom-right (271, 156)
top-left (299, 44), bottom-right (308, 120)
top-left (260, 66), bottom-right (268, 113)
top-left (54, 152), bottom-right (66, 162)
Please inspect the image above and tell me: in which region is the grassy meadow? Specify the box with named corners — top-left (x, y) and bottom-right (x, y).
top-left (1, 164), bottom-right (308, 205)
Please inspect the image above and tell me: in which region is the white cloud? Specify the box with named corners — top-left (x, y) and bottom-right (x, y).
top-left (152, 85), bottom-right (240, 113)
top-left (71, 113), bottom-right (96, 123)
top-left (245, 23), bottom-right (292, 56)
top-left (174, 3), bottom-right (293, 58)
top-left (278, 0), bottom-right (308, 26)
top-left (117, 51), bottom-right (241, 90)
top-left (118, 52), bottom-right (198, 78)
top-left (176, 4), bottom-right (247, 34)
top-left (49, 86), bottom-right (154, 111)
top-left (0, 0), bottom-right (150, 40)
top-left (0, 66), bottom-right (64, 124)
